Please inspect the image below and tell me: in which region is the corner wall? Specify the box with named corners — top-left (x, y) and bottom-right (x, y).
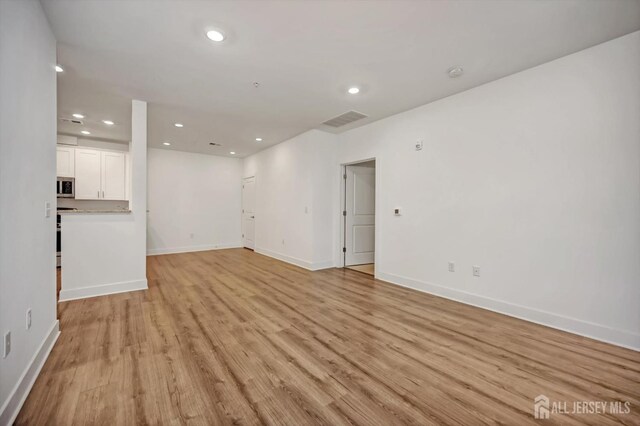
top-left (147, 148), bottom-right (243, 255)
top-left (337, 32), bottom-right (640, 349)
top-left (243, 130), bottom-right (337, 269)
top-left (0, 1), bottom-right (59, 423)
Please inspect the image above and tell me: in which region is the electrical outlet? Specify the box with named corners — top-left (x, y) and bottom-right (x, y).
top-left (3, 331), bottom-right (10, 358)
top-left (473, 265), bottom-right (480, 277)
top-left (26, 309), bottom-right (32, 330)
top-left (448, 262), bottom-right (455, 272)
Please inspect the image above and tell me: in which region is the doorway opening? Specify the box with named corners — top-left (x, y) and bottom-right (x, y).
top-left (341, 160), bottom-right (376, 276)
top-left (242, 176), bottom-right (256, 250)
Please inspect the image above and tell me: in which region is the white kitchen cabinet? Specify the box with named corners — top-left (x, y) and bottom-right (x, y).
top-left (101, 151), bottom-right (126, 200)
top-left (125, 153), bottom-right (131, 201)
top-left (74, 148), bottom-right (127, 200)
top-left (75, 148), bottom-right (102, 199)
top-left (56, 146), bottom-right (75, 177)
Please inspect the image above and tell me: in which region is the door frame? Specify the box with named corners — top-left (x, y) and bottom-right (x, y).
top-left (242, 175), bottom-right (256, 250)
top-left (339, 158), bottom-right (378, 271)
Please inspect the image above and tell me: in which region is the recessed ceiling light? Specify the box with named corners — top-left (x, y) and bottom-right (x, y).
top-left (174, 123), bottom-right (184, 128)
top-left (81, 130), bottom-right (91, 135)
top-left (255, 138), bottom-right (262, 142)
top-left (55, 65), bottom-right (64, 73)
top-left (347, 87), bottom-right (360, 94)
top-left (102, 120), bottom-right (114, 125)
top-left (206, 30), bottom-right (225, 42)
top-left (72, 113), bottom-right (85, 119)
top-left (163, 142), bottom-right (171, 146)
top-left (229, 151), bottom-right (236, 155)
top-left (447, 66), bottom-right (464, 78)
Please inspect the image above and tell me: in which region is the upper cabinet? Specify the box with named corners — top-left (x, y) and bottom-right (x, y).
top-left (101, 151), bottom-right (126, 200)
top-left (56, 146), bottom-right (75, 177)
top-left (75, 148), bottom-right (102, 199)
top-left (74, 148), bottom-right (127, 200)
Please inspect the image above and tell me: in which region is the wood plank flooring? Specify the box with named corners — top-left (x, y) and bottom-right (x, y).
top-left (346, 263), bottom-right (375, 276)
top-left (17, 249), bottom-right (640, 425)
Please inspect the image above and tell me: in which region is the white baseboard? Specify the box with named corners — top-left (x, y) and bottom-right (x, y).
top-left (376, 271), bottom-right (640, 351)
top-left (310, 259), bottom-right (336, 270)
top-left (147, 242), bottom-right (242, 256)
top-left (255, 248), bottom-right (333, 271)
top-left (0, 320), bottom-right (60, 426)
top-left (59, 278), bottom-right (148, 302)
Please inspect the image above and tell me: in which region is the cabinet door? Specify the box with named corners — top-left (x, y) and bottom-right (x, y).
top-left (74, 149), bottom-right (102, 199)
top-left (56, 146), bottom-right (75, 177)
top-left (101, 151), bottom-right (126, 200)
top-left (125, 153), bottom-right (131, 201)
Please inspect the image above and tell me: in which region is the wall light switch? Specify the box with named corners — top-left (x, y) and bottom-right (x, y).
top-left (26, 309), bottom-right (32, 330)
top-left (448, 262), bottom-right (455, 272)
top-left (44, 201), bottom-right (51, 218)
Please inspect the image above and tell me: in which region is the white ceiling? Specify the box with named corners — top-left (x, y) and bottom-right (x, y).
top-left (43, 0), bottom-right (640, 157)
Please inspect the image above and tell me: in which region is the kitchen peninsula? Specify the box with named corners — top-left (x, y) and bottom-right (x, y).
top-left (55, 100), bottom-right (147, 304)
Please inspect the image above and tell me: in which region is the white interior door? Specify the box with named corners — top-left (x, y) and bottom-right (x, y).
top-left (345, 164), bottom-right (375, 266)
top-left (242, 177), bottom-right (256, 249)
top-left (74, 148), bottom-right (102, 200)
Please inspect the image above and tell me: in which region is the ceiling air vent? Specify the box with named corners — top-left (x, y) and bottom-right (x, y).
top-left (322, 110), bottom-right (367, 128)
top-left (59, 117), bottom-right (84, 125)
top-left (209, 142), bottom-right (223, 147)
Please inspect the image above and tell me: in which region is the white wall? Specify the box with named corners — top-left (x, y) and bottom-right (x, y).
top-left (243, 130), bottom-right (337, 270)
top-left (59, 100), bottom-right (148, 301)
top-left (336, 32), bottom-right (640, 349)
top-left (0, 1), bottom-right (59, 423)
top-left (147, 148), bottom-right (243, 255)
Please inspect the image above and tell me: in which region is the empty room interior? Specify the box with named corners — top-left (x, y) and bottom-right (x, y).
top-left (2, 0), bottom-right (640, 424)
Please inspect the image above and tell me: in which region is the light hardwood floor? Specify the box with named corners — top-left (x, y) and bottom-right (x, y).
top-left (17, 249), bottom-right (640, 425)
top-left (346, 263), bottom-right (375, 276)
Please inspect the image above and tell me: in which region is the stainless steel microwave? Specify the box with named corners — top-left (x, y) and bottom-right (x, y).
top-left (56, 177), bottom-right (75, 198)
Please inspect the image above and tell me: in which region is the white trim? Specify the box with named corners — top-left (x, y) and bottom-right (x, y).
top-left (242, 175), bottom-right (256, 250)
top-left (255, 248), bottom-right (333, 271)
top-left (376, 271), bottom-right (640, 351)
top-left (0, 320), bottom-right (60, 426)
top-left (147, 243), bottom-right (242, 256)
top-left (309, 259), bottom-right (335, 271)
top-left (58, 278), bottom-right (147, 302)
top-left (338, 157), bottom-right (379, 269)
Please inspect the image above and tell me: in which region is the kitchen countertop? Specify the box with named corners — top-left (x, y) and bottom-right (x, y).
top-left (57, 209), bottom-right (132, 214)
